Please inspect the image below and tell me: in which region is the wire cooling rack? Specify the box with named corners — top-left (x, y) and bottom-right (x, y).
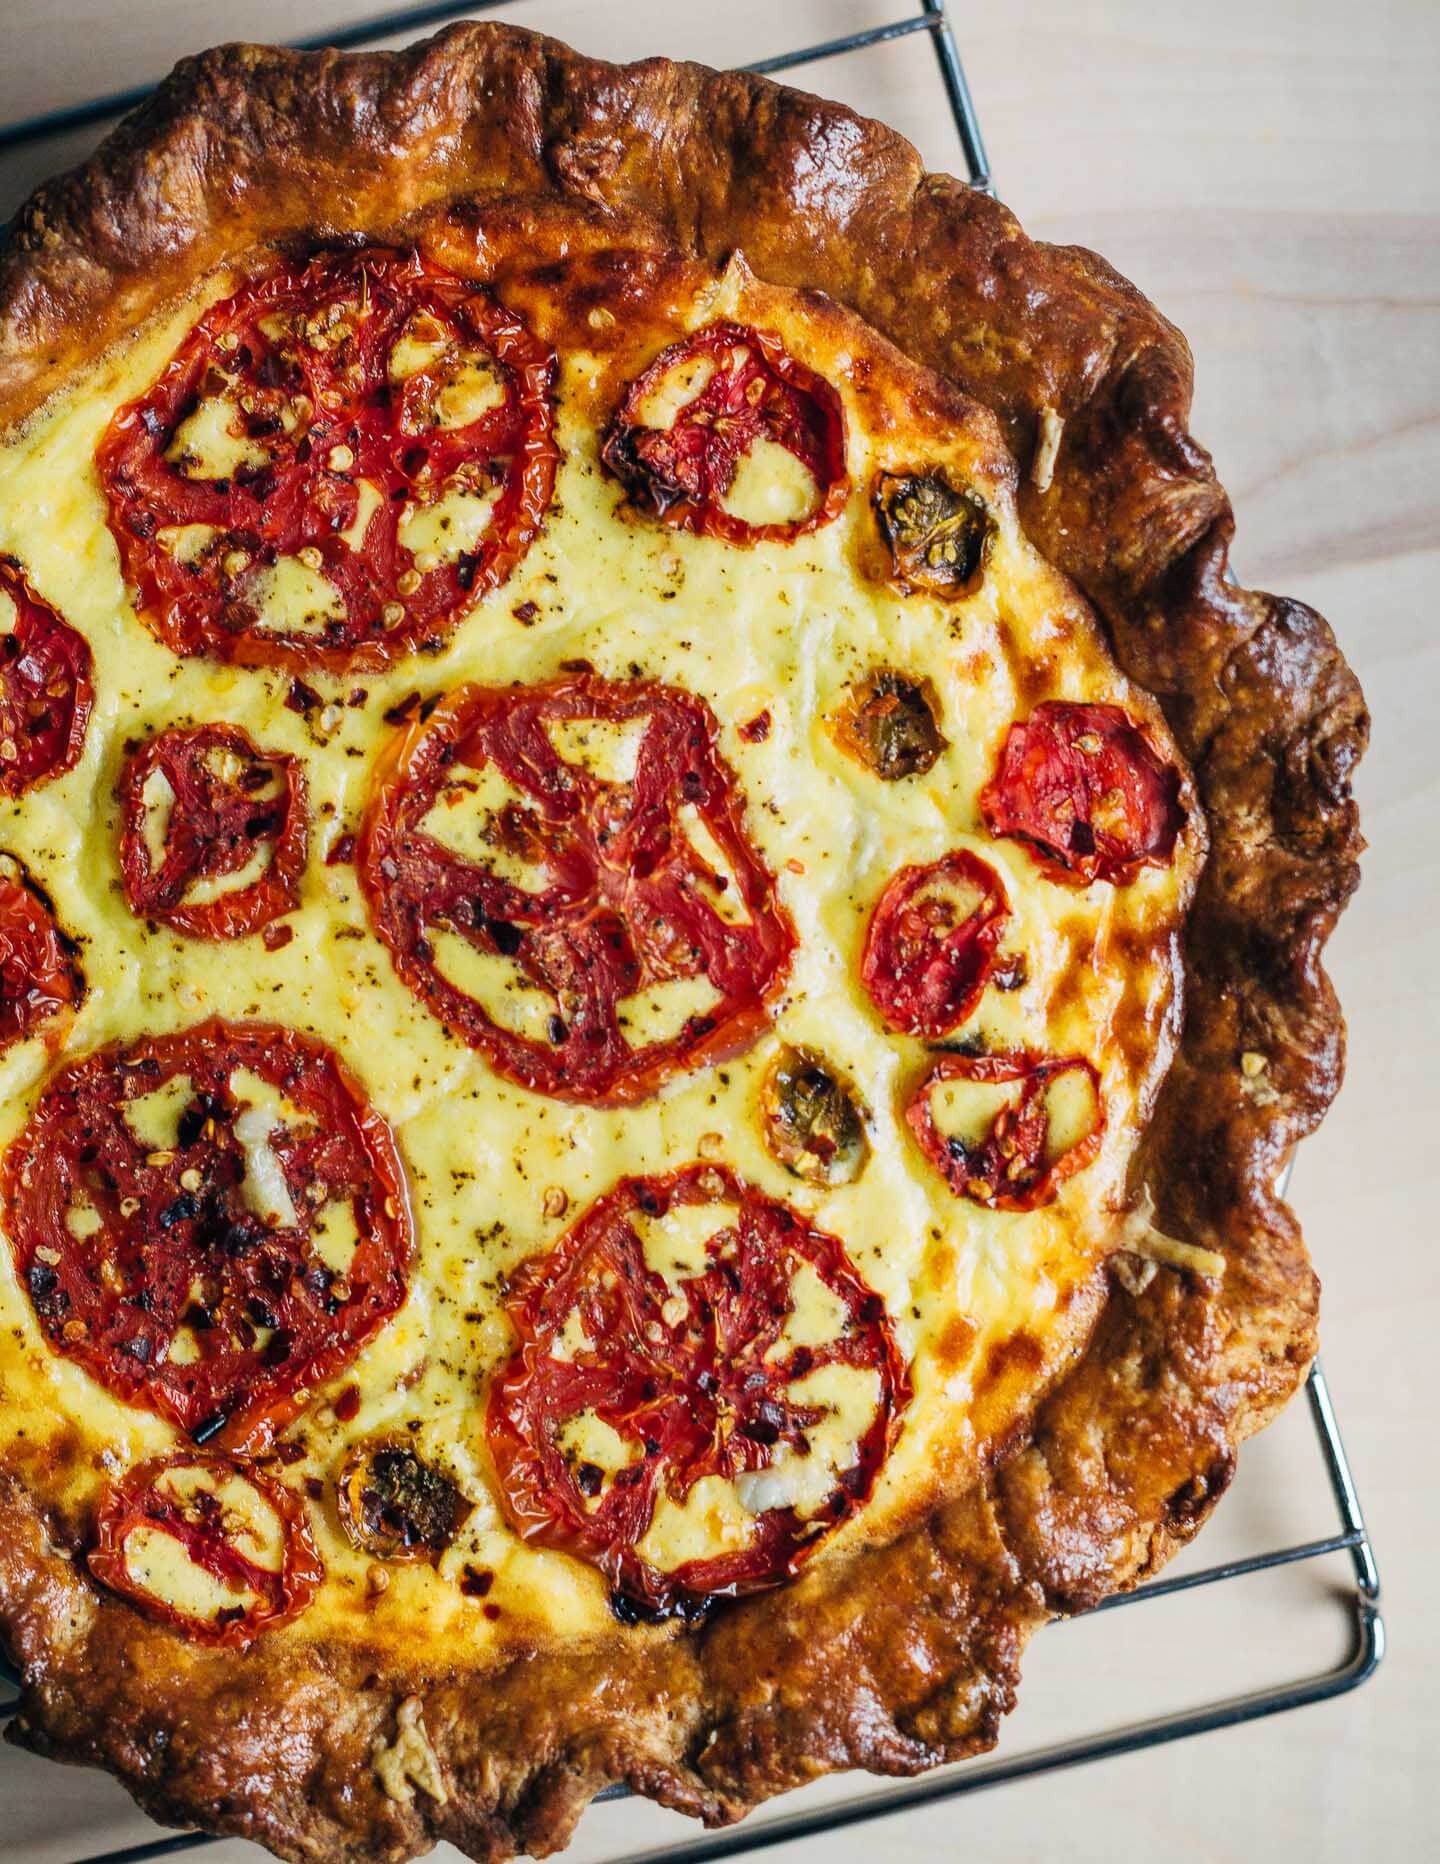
top-left (0, 4), bottom-right (1383, 1860)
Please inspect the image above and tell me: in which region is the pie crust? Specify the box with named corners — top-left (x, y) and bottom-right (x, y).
top-left (0, 24), bottom-right (1367, 1861)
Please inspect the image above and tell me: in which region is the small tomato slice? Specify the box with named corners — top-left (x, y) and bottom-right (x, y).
top-left (828, 668), bottom-right (946, 781)
top-left (759, 1045), bottom-right (869, 1188)
top-left (487, 1164), bottom-right (909, 1617)
top-left (336, 1437), bottom-right (472, 1564)
top-left (0, 556), bottom-right (93, 795)
top-left (359, 674), bottom-right (796, 1105)
top-left (2, 1019), bottom-right (412, 1450)
top-left (96, 248), bottom-right (559, 673)
top-left (118, 723), bottom-right (308, 939)
top-left (601, 322), bottom-right (849, 544)
top-left (860, 850), bottom-right (1009, 1038)
top-left (89, 1452), bottom-right (321, 1647)
top-left (0, 857), bottom-right (81, 1053)
top-left (872, 470), bottom-right (994, 599)
top-left (980, 701), bottom-right (1184, 886)
top-left (907, 1051), bottom-right (1105, 1211)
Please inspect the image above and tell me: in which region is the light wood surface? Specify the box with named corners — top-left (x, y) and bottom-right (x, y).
top-left (1, 3), bottom-right (1436, 1860)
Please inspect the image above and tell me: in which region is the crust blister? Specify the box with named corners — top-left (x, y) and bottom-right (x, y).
top-left (0, 21), bottom-right (1366, 1864)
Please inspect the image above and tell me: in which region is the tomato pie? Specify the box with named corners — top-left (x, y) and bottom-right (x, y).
top-left (0, 23), bottom-right (1366, 1864)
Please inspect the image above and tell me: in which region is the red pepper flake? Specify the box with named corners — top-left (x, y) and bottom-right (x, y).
top-left (261, 922), bottom-right (294, 952)
top-left (284, 679), bottom-right (322, 716)
top-left (304, 1476), bottom-right (325, 1501)
top-left (325, 832), bottom-right (357, 867)
top-left (460, 1563), bottom-right (494, 1598)
top-left (332, 1383), bottom-right (361, 1424)
top-left (346, 688), bottom-right (368, 709)
top-left (274, 1439), bottom-right (306, 1466)
top-left (739, 710), bottom-right (772, 743)
top-left (558, 658), bottom-right (593, 674)
top-left (382, 691), bottom-right (421, 727)
top-left (483, 1601), bottom-right (502, 1621)
top-left (512, 601), bottom-right (539, 625)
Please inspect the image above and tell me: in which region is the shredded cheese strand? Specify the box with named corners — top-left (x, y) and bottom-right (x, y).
top-left (1114, 1187), bottom-right (1227, 1280)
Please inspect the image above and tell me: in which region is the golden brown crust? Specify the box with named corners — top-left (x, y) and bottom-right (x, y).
top-left (0, 23), bottom-right (1366, 1862)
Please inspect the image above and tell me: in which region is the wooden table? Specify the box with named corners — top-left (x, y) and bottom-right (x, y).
top-left (2, 4), bottom-right (1435, 1860)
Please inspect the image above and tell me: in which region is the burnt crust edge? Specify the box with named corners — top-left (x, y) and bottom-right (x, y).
top-left (0, 22), bottom-right (1367, 1862)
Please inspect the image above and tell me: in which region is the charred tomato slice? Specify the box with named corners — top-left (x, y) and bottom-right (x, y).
top-left (0, 855), bottom-right (82, 1053)
top-left (860, 849), bottom-right (1009, 1039)
top-left (118, 723), bottom-right (308, 939)
top-left (828, 669), bottom-right (946, 781)
top-left (96, 248), bottom-right (559, 673)
top-left (336, 1437), bottom-right (472, 1563)
top-left (601, 322), bottom-right (849, 544)
top-left (0, 556), bottom-right (93, 795)
top-left (980, 701), bottom-right (1184, 886)
top-left (2, 1019), bottom-right (412, 1450)
top-left (759, 1045), bottom-right (869, 1188)
top-left (872, 470), bottom-right (994, 599)
top-left (358, 674), bottom-right (796, 1104)
top-left (89, 1452), bottom-right (322, 1647)
top-left (486, 1164), bottom-right (909, 1616)
top-left (907, 1051), bottom-right (1105, 1211)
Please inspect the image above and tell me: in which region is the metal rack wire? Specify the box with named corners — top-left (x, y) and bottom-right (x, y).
top-left (0, 4), bottom-right (1381, 1859)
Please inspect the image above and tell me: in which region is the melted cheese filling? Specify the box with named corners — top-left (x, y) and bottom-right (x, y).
top-left (423, 762), bottom-right (550, 893)
top-left (929, 1065), bottom-right (1102, 1165)
top-left (0, 254), bottom-right (1197, 1658)
top-left (165, 394), bottom-right (268, 480)
top-left (616, 973), bottom-right (722, 1047)
top-left (633, 1202), bottom-right (738, 1286)
top-left (246, 555), bottom-right (345, 636)
top-left (397, 485), bottom-right (498, 565)
top-left (720, 439), bottom-right (818, 526)
top-left (545, 714), bottom-right (648, 784)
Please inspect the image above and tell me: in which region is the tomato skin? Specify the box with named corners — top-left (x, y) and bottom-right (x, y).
top-left (860, 849), bottom-right (1009, 1039)
top-left (89, 1452), bottom-right (322, 1648)
top-left (0, 556), bottom-right (93, 796)
top-left (601, 322), bottom-right (850, 545)
top-left (96, 248), bottom-right (559, 674)
top-left (906, 1051), bottom-right (1105, 1212)
top-left (359, 674), bottom-right (796, 1105)
top-left (980, 701), bottom-right (1184, 886)
top-left (117, 723), bottom-right (308, 940)
top-left (0, 861), bottom-right (81, 1053)
top-left (2, 1019), bottom-right (413, 1451)
top-left (487, 1164), bottom-right (910, 1618)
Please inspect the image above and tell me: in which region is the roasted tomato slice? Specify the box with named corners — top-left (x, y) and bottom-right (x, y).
top-left (600, 322), bottom-right (849, 544)
top-left (89, 1452), bottom-right (322, 1647)
top-left (96, 248), bottom-right (559, 673)
top-left (760, 1045), bottom-right (869, 1188)
top-left (980, 701), bottom-right (1185, 886)
top-left (487, 1164), bottom-right (909, 1616)
top-left (0, 556), bottom-right (93, 795)
top-left (336, 1437), bottom-right (472, 1563)
top-left (359, 674), bottom-right (796, 1104)
top-left (907, 1052), bottom-right (1105, 1211)
top-left (118, 724), bottom-right (308, 939)
top-left (872, 470), bottom-right (994, 599)
top-left (860, 850), bottom-right (1009, 1038)
top-left (829, 669), bottom-right (946, 781)
top-left (0, 856), bottom-right (82, 1053)
top-left (2, 1019), bottom-right (412, 1450)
